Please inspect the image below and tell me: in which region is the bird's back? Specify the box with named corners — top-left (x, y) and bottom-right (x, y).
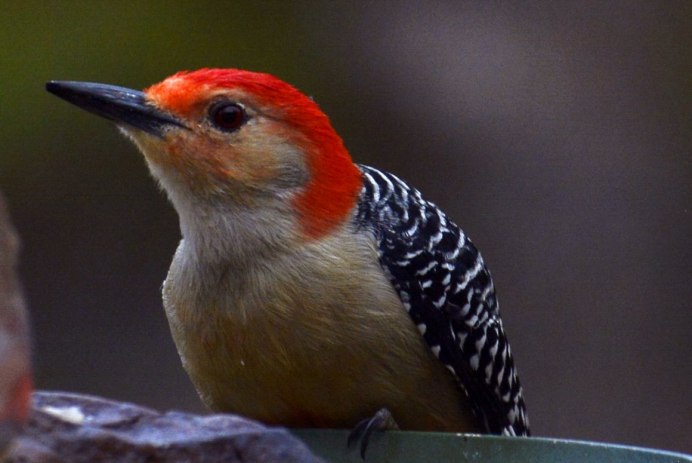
top-left (354, 165), bottom-right (529, 436)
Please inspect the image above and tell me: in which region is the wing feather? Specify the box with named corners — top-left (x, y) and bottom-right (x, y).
top-left (354, 165), bottom-right (529, 435)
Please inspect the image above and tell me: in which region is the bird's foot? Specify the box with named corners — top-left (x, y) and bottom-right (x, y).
top-left (347, 408), bottom-right (399, 459)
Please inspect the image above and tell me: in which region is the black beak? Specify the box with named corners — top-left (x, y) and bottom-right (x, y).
top-left (46, 81), bottom-right (186, 137)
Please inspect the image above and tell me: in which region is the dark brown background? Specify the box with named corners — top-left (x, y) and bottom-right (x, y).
top-left (1, 1), bottom-right (690, 454)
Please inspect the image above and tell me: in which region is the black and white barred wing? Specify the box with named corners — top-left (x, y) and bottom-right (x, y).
top-left (355, 165), bottom-right (529, 436)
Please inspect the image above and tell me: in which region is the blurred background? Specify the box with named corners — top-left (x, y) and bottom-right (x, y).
top-left (0, 0), bottom-right (689, 454)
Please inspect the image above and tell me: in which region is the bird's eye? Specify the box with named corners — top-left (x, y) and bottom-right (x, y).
top-left (209, 102), bottom-right (247, 132)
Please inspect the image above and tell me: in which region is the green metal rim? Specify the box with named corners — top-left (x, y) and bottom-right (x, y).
top-left (291, 429), bottom-right (691, 463)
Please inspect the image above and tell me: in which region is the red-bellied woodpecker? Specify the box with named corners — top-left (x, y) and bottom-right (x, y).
top-left (46, 69), bottom-right (529, 446)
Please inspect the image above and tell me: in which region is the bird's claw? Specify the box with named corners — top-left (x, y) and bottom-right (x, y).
top-left (347, 408), bottom-right (399, 459)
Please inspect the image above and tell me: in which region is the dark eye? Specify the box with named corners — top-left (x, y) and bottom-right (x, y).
top-left (209, 102), bottom-right (247, 132)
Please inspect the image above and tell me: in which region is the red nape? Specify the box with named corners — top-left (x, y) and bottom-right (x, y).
top-left (294, 132), bottom-right (363, 240)
top-left (148, 68), bottom-right (364, 239)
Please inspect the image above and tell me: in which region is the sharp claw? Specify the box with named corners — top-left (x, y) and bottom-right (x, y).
top-left (347, 408), bottom-right (399, 459)
top-left (360, 417), bottom-right (380, 458)
top-left (347, 417), bottom-right (369, 449)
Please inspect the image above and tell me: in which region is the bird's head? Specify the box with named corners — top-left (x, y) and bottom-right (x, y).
top-left (46, 69), bottom-right (362, 240)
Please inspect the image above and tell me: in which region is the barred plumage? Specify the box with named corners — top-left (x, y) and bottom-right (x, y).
top-left (354, 165), bottom-right (529, 436)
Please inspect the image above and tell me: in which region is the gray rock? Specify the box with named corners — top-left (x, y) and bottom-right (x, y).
top-left (8, 391), bottom-right (324, 462)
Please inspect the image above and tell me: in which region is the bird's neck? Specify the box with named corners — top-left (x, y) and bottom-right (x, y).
top-left (170, 192), bottom-right (299, 268)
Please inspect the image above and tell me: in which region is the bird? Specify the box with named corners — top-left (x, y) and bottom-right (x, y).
top-left (45, 68), bottom-right (529, 447)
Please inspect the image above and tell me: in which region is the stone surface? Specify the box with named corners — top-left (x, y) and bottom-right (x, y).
top-left (8, 391), bottom-right (324, 462)
top-left (0, 191), bottom-right (32, 456)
